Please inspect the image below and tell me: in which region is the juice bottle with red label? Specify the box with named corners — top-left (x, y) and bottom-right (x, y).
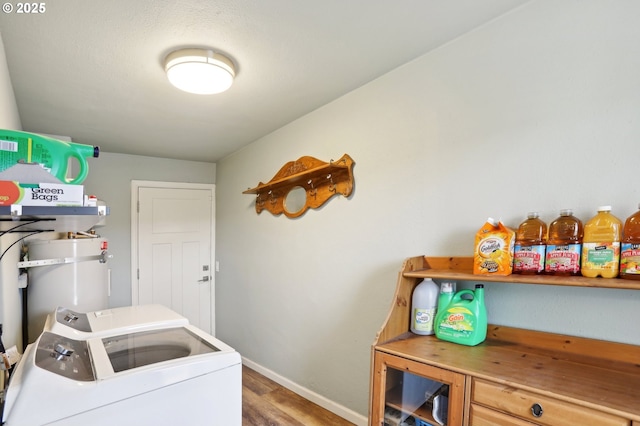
top-left (545, 209), bottom-right (583, 275)
top-left (620, 204), bottom-right (640, 280)
top-left (513, 212), bottom-right (547, 274)
top-left (581, 206), bottom-right (622, 278)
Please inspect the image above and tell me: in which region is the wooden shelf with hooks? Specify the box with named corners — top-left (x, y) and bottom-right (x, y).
top-left (243, 154), bottom-right (355, 218)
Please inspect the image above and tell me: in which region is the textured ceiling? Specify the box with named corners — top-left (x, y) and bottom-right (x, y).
top-left (0, 0), bottom-right (528, 162)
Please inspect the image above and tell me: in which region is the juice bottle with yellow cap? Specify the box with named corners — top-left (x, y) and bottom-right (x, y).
top-left (581, 206), bottom-right (622, 278)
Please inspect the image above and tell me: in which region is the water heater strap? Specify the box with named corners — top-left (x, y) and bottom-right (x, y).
top-left (17, 252), bottom-right (109, 268)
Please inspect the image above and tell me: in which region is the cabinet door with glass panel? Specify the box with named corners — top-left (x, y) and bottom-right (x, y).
top-left (371, 351), bottom-right (466, 426)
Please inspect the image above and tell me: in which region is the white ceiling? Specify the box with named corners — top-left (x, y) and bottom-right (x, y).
top-left (0, 0), bottom-right (528, 162)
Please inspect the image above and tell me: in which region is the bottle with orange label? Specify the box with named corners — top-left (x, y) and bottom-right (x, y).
top-left (581, 206), bottom-right (622, 278)
top-left (620, 204), bottom-right (640, 280)
top-left (513, 212), bottom-right (547, 274)
top-left (545, 209), bottom-right (583, 275)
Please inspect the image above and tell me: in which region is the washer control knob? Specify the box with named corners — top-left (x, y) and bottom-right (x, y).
top-left (53, 343), bottom-right (74, 361)
top-left (63, 313), bottom-right (79, 323)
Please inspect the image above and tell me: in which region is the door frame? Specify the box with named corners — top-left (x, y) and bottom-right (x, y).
top-left (130, 180), bottom-right (216, 333)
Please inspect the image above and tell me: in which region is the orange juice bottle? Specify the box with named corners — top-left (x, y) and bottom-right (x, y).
top-left (620, 204), bottom-right (640, 280)
top-left (581, 206), bottom-right (622, 278)
top-left (545, 209), bottom-right (583, 275)
top-left (513, 212), bottom-right (547, 274)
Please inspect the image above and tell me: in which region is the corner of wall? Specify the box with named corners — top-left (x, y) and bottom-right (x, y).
top-left (0, 31), bottom-right (22, 129)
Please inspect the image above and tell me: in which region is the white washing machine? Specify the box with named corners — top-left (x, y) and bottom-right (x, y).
top-left (42, 304), bottom-right (189, 339)
top-left (2, 325), bottom-right (241, 425)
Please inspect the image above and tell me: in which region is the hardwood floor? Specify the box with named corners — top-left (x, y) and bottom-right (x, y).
top-left (242, 366), bottom-right (356, 426)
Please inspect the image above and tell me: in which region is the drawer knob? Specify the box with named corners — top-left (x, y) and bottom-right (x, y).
top-left (531, 403), bottom-right (544, 418)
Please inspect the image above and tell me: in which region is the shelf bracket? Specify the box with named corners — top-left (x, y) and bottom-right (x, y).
top-left (10, 205), bottom-right (22, 218)
top-left (17, 251), bottom-right (111, 269)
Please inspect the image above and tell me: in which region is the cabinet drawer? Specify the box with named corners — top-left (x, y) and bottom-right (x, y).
top-left (470, 403), bottom-right (537, 426)
top-left (471, 378), bottom-right (629, 426)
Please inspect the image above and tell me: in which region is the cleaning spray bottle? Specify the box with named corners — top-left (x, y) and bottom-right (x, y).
top-left (435, 284), bottom-right (487, 346)
top-left (0, 129), bottom-right (99, 184)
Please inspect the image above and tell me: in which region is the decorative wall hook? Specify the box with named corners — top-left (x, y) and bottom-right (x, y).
top-left (307, 179), bottom-right (317, 198)
top-left (243, 154), bottom-right (355, 218)
top-left (327, 174), bottom-right (336, 193)
top-left (268, 190), bottom-right (277, 205)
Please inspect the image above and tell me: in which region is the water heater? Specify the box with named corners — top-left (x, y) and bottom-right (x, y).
top-left (26, 237), bottom-right (110, 342)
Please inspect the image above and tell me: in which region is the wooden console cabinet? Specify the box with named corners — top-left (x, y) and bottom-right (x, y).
top-left (369, 256), bottom-right (640, 426)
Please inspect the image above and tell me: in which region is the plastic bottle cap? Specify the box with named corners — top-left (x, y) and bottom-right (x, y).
top-left (597, 205), bottom-right (612, 212)
top-left (560, 209), bottom-right (573, 216)
top-left (440, 282), bottom-right (454, 293)
top-left (527, 212), bottom-right (539, 218)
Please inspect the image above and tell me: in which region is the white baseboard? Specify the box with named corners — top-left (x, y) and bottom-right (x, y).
top-left (242, 357), bottom-right (368, 426)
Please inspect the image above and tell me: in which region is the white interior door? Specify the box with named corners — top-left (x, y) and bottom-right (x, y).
top-left (132, 182), bottom-right (215, 334)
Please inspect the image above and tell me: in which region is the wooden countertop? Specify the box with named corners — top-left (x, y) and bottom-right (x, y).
top-left (375, 326), bottom-right (640, 421)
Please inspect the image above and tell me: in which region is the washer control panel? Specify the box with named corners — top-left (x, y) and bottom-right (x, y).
top-left (55, 307), bottom-right (92, 332)
top-left (35, 332), bottom-right (95, 381)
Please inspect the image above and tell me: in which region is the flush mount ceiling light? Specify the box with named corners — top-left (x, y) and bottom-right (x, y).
top-left (164, 48), bottom-right (236, 95)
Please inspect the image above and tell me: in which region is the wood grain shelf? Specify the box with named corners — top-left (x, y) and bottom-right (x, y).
top-left (384, 382), bottom-right (447, 425)
top-left (402, 256), bottom-right (640, 290)
top-left (369, 256), bottom-right (640, 426)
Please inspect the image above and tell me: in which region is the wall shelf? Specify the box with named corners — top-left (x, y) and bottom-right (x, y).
top-left (243, 154), bottom-right (355, 218)
top-left (369, 256), bottom-right (640, 425)
top-left (403, 256), bottom-right (640, 290)
top-left (0, 206), bottom-right (109, 232)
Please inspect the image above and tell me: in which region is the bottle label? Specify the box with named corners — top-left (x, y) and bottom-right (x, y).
top-left (513, 244), bottom-right (546, 272)
top-left (620, 243), bottom-right (640, 275)
top-left (413, 308), bottom-right (436, 333)
top-left (545, 244), bottom-right (581, 273)
top-left (436, 307), bottom-right (475, 337)
top-left (582, 242), bottom-right (620, 271)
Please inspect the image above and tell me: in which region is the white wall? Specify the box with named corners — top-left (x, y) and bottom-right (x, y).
top-left (0, 32), bottom-right (23, 350)
top-left (215, 0), bottom-right (640, 419)
top-left (0, 33), bottom-right (20, 129)
top-left (82, 152), bottom-right (215, 308)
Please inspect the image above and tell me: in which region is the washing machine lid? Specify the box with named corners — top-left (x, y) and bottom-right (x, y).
top-left (101, 327), bottom-right (219, 373)
top-left (45, 304), bottom-right (189, 338)
top-left (33, 326), bottom-right (225, 381)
